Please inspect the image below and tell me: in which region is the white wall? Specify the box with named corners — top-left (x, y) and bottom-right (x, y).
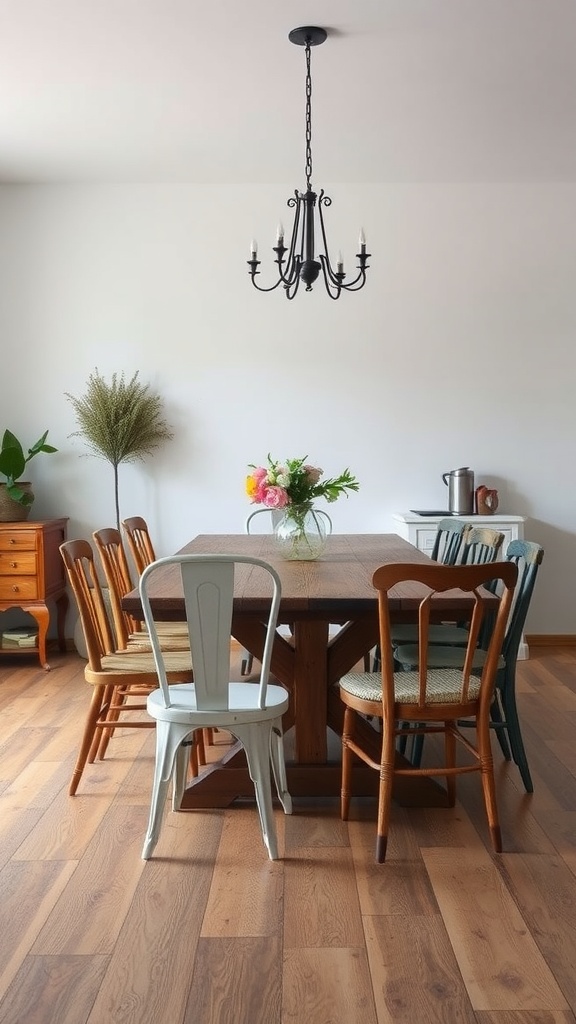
top-left (0, 182), bottom-right (574, 635)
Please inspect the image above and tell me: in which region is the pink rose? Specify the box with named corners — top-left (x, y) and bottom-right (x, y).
top-left (263, 485), bottom-right (289, 508)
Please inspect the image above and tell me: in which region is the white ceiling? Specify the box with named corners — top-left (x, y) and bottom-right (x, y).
top-left (1, 0), bottom-right (575, 184)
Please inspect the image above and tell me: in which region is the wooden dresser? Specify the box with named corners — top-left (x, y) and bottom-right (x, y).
top-left (0, 518), bottom-right (69, 670)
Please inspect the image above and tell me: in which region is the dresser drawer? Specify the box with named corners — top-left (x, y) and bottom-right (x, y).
top-left (0, 530), bottom-right (37, 552)
top-left (0, 551), bottom-right (38, 575)
top-left (0, 576), bottom-right (39, 601)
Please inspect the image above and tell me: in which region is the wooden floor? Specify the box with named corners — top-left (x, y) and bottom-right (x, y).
top-left (1, 646), bottom-right (576, 1024)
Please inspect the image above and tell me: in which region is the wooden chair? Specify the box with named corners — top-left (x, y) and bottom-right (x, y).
top-left (93, 527), bottom-right (190, 652)
top-left (60, 539), bottom-right (193, 795)
top-left (429, 517), bottom-right (472, 563)
top-left (93, 527), bottom-right (208, 776)
top-left (122, 515), bottom-right (157, 576)
top-left (139, 554), bottom-right (292, 861)
top-left (394, 541), bottom-right (544, 791)
top-left (339, 560), bottom-right (517, 862)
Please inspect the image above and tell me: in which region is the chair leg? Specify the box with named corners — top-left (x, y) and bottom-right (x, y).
top-left (94, 685), bottom-right (130, 761)
top-left (69, 684), bottom-right (108, 795)
top-left (490, 693), bottom-right (512, 761)
top-left (376, 726), bottom-right (396, 863)
top-left (269, 720), bottom-right (292, 815)
top-left (87, 683), bottom-right (115, 763)
top-left (444, 723), bottom-right (456, 807)
top-left (142, 721), bottom-right (186, 860)
top-left (340, 707), bottom-right (354, 821)
top-left (500, 684), bottom-right (533, 793)
top-left (477, 717), bottom-right (502, 853)
top-left (235, 723), bottom-right (280, 860)
top-left (172, 739), bottom-right (191, 810)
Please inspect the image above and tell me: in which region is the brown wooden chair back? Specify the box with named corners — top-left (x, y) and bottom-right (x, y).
top-left (93, 527), bottom-right (142, 649)
top-left (122, 516), bottom-right (156, 575)
top-left (60, 538), bottom-right (116, 669)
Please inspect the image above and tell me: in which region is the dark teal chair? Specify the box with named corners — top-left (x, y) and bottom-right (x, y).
top-left (394, 540), bottom-right (544, 791)
top-left (387, 524), bottom-right (504, 653)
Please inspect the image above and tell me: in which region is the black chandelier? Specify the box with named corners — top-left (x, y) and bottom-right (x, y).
top-left (247, 26), bottom-right (371, 300)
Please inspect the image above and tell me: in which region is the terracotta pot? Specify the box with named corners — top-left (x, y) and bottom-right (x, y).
top-left (0, 482), bottom-right (34, 521)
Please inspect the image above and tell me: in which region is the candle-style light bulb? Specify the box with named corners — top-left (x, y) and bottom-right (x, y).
top-left (337, 250), bottom-right (344, 274)
top-left (250, 239), bottom-right (258, 259)
top-left (359, 228), bottom-right (366, 254)
top-left (276, 222), bottom-right (284, 245)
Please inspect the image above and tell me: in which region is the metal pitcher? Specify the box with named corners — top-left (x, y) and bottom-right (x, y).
top-left (442, 467), bottom-right (475, 514)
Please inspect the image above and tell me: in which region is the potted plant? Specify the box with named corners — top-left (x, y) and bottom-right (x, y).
top-left (66, 369), bottom-right (174, 531)
top-left (0, 429), bottom-right (58, 521)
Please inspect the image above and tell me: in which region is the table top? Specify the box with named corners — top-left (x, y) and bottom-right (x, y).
top-left (121, 532), bottom-right (472, 622)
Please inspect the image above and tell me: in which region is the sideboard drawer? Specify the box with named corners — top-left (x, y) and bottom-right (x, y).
top-left (0, 576), bottom-right (39, 601)
top-left (0, 531), bottom-right (37, 552)
top-left (0, 551), bottom-right (38, 574)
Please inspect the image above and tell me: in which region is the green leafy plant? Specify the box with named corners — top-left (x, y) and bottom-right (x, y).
top-left (0, 429), bottom-right (58, 506)
top-left (66, 369), bottom-right (174, 530)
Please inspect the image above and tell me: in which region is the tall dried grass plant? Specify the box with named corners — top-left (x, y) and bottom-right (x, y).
top-left (66, 370), bottom-right (173, 530)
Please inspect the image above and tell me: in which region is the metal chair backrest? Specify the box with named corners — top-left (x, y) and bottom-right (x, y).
top-left (139, 554), bottom-right (281, 711)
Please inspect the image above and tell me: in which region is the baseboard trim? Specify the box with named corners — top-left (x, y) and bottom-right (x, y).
top-left (525, 634), bottom-right (576, 647)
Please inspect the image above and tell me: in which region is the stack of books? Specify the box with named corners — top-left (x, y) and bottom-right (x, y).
top-left (1, 627), bottom-right (39, 649)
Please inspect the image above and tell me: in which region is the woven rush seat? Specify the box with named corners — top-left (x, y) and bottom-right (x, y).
top-left (340, 668), bottom-right (482, 705)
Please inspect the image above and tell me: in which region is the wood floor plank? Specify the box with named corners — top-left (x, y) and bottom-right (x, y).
top-left (285, 796), bottom-right (350, 848)
top-left (0, 954), bottom-right (109, 1024)
top-left (184, 936), bottom-right (282, 1024)
top-left (476, 1012), bottom-right (576, 1023)
top-left (201, 807), bottom-right (284, 938)
top-left (0, 860), bottom-right (77, 998)
top-left (533, 810), bottom-right (576, 877)
top-left (283, 947), bottom-right (378, 1024)
top-left (85, 809), bottom-right (222, 1024)
top-left (364, 913), bottom-right (477, 1024)
top-left (284, 846), bottom-right (364, 948)
top-left (13, 734), bottom-right (153, 861)
top-left (496, 853), bottom-right (576, 1009)
top-left (31, 804), bottom-right (148, 955)
top-left (422, 847), bottom-right (571, 1012)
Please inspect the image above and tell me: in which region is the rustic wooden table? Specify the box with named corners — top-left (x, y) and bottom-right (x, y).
top-left (122, 533), bottom-right (481, 808)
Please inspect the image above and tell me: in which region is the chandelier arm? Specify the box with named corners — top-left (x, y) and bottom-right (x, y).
top-left (249, 274), bottom-right (291, 293)
top-left (318, 256), bottom-right (344, 299)
top-left (284, 273), bottom-right (302, 300)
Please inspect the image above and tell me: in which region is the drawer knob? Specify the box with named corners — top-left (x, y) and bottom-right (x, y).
top-left (9, 538), bottom-right (16, 545)
top-left (10, 561), bottom-right (17, 568)
top-left (12, 585), bottom-right (19, 592)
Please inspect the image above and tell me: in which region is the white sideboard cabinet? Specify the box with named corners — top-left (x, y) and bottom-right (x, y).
top-left (392, 511), bottom-right (528, 658)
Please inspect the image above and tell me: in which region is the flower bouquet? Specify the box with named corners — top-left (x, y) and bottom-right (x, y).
top-left (246, 455), bottom-right (359, 559)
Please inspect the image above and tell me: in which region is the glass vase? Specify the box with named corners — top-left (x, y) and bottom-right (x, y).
top-left (274, 504), bottom-right (328, 561)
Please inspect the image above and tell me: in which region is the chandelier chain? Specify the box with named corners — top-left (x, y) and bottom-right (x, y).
top-left (305, 41), bottom-right (313, 191)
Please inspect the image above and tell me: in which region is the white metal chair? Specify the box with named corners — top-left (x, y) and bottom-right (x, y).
top-left (139, 554), bottom-right (292, 861)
